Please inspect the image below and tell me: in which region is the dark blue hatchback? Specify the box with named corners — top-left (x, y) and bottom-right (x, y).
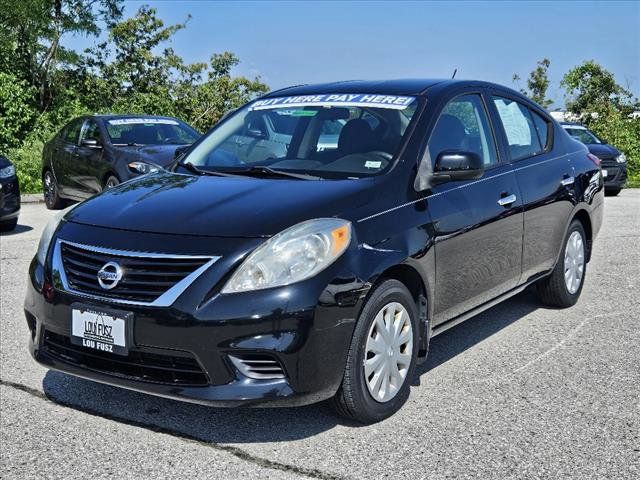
top-left (561, 122), bottom-right (627, 195)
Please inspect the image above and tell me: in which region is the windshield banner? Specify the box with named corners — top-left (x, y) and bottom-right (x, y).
top-left (108, 118), bottom-right (179, 125)
top-left (249, 94), bottom-right (415, 111)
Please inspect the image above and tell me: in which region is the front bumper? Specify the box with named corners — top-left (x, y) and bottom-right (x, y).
top-left (24, 224), bottom-right (368, 407)
top-left (601, 161), bottom-right (627, 189)
top-left (0, 176), bottom-right (20, 221)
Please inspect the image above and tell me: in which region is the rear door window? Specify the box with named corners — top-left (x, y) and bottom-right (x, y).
top-left (492, 96), bottom-right (542, 161)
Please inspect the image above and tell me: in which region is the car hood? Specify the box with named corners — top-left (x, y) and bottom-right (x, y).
top-left (113, 144), bottom-right (188, 167)
top-left (66, 171), bottom-right (376, 237)
top-left (586, 143), bottom-right (619, 158)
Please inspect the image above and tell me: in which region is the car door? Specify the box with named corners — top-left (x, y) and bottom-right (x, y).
top-left (76, 119), bottom-right (108, 196)
top-left (488, 92), bottom-right (575, 283)
top-left (424, 91), bottom-right (524, 324)
top-left (56, 118), bottom-right (84, 198)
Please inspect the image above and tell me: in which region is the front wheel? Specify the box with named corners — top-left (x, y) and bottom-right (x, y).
top-left (536, 220), bottom-right (587, 308)
top-left (332, 279), bottom-right (419, 424)
top-left (43, 170), bottom-right (64, 210)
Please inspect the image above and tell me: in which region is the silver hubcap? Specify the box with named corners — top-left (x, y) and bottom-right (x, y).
top-left (564, 230), bottom-right (585, 294)
top-left (44, 173), bottom-right (55, 202)
top-left (363, 302), bottom-right (413, 403)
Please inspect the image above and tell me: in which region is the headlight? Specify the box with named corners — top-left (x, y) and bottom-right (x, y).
top-left (128, 161), bottom-right (159, 174)
top-left (0, 164), bottom-right (16, 178)
top-left (616, 153), bottom-right (626, 164)
top-left (222, 218), bottom-right (352, 293)
top-left (36, 206), bottom-right (74, 265)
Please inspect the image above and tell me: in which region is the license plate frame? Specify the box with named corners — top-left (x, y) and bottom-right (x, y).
top-left (70, 304), bottom-right (133, 356)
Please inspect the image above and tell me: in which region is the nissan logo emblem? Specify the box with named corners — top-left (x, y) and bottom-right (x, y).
top-left (97, 261), bottom-right (123, 290)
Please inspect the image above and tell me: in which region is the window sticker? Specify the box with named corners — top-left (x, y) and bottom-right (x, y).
top-left (494, 100), bottom-right (531, 146)
top-left (364, 160), bottom-right (382, 169)
top-left (250, 94), bottom-right (415, 111)
top-left (275, 109), bottom-right (319, 117)
top-left (108, 118), bottom-right (179, 126)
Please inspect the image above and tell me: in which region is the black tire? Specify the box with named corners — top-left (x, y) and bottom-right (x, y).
top-left (43, 170), bottom-right (64, 210)
top-left (536, 220), bottom-right (587, 308)
top-left (331, 279), bottom-right (420, 424)
top-left (605, 187), bottom-right (621, 196)
top-left (0, 218), bottom-right (18, 232)
top-left (104, 175), bottom-right (120, 190)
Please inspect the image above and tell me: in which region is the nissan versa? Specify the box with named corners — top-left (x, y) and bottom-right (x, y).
top-left (25, 80), bottom-right (604, 423)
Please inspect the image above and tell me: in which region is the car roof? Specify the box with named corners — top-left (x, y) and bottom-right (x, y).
top-left (263, 79), bottom-right (515, 97)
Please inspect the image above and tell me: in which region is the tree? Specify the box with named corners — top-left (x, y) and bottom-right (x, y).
top-left (561, 60), bottom-right (634, 116)
top-left (0, 0), bottom-right (123, 111)
top-left (0, 72), bottom-right (37, 151)
top-left (80, 6), bottom-right (268, 129)
top-left (512, 58), bottom-right (553, 108)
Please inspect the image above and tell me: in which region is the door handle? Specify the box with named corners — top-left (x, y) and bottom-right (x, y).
top-left (497, 194), bottom-right (517, 207)
top-left (561, 176), bottom-right (575, 186)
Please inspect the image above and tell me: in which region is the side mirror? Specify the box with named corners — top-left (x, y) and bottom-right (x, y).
top-left (433, 151), bottom-right (484, 182)
top-left (80, 138), bottom-right (101, 149)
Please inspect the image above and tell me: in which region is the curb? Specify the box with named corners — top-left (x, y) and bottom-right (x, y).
top-left (21, 194), bottom-right (44, 204)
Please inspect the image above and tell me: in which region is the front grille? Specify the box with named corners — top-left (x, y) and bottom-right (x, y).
top-left (42, 330), bottom-right (209, 386)
top-left (604, 167), bottom-right (620, 180)
top-left (60, 242), bottom-right (210, 303)
top-left (229, 353), bottom-right (286, 380)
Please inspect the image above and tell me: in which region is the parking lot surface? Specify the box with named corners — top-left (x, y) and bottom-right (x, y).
top-left (1, 191), bottom-right (639, 479)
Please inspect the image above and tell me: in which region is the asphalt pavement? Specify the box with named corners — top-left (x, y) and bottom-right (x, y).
top-left (1, 191), bottom-right (639, 479)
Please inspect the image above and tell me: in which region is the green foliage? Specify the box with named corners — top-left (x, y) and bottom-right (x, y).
top-left (562, 61), bottom-right (639, 186)
top-left (561, 60), bottom-right (635, 115)
top-left (0, 2), bottom-right (268, 192)
top-left (0, 72), bottom-right (37, 151)
top-left (586, 107), bottom-right (640, 187)
top-left (513, 58), bottom-right (553, 108)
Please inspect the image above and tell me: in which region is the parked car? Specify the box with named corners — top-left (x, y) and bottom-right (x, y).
top-left (41, 114), bottom-right (201, 209)
top-left (26, 80), bottom-right (604, 423)
top-left (0, 154), bottom-right (20, 232)
top-left (561, 122), bottom-right (627, 196)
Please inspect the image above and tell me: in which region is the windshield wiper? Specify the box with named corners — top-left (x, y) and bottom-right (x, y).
top-left (234, 166), bottom-right (322, 181)
top-left (175, 160), bottom-right (241, 178)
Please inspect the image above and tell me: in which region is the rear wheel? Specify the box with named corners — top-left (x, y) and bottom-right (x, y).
top-left (605, 187), bottom-right (621, 196)
top-left (332, 279), bottom-right (419, 424)
top-left (43, 170), bottom-right (64, 210)
top-left (537, 220), bottom-right (587, 308)
top-left (104, 175), bottom-right (120, 190)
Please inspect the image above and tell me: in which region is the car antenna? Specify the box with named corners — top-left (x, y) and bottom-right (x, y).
top-left (451, 68), bottom-right (457, 79)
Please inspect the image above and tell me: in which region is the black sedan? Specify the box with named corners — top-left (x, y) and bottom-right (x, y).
top-left (26, 79), bottom-right (603, 423)
top-left (41, 115), bottom-right (200, 209)
top-left (0, 154), bottom-right (20, 232)
top-left (561, 122), bottom-right (627, 195)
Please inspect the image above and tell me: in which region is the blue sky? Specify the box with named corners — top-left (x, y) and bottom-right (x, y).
top-left (67, 1), bottom-right (640, 108)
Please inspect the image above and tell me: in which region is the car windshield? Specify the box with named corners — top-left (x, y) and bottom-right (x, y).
top-left (106, 118), bottom-right (200, 146)
top-left (564, 127), bottom-right (601, 145)
top-left (182, 94), bottom-right (420, 179)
